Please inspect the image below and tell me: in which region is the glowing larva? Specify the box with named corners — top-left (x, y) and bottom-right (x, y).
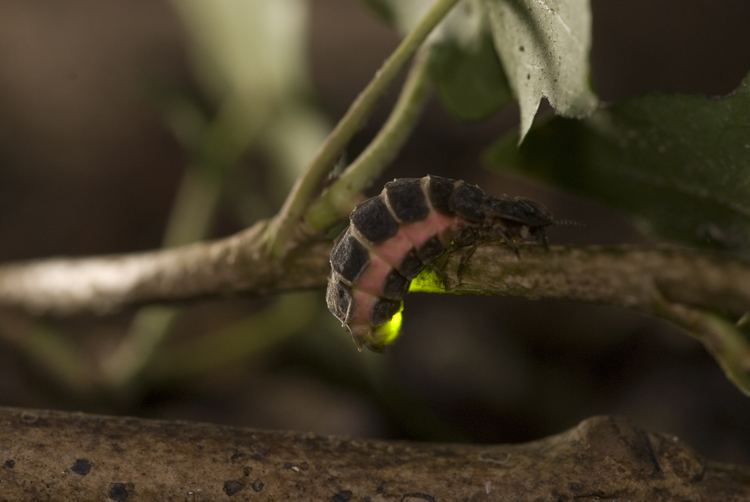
top-left (326, 175), bottom-right (554, 352)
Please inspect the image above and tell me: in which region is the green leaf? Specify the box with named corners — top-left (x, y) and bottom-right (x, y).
top-left (429, 24), bottom-right (512, 120)
top-left (363, 0), bottom-right (596, 132)
top-left (482, 0), bottom-right (598, 141)
top-left (486, 74), bottom-right (750, 253)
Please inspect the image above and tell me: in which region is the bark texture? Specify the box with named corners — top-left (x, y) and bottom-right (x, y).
top-left (0, 234), bottom-right (748, 318)
top-left (0, 407), bottom-right (748, 501)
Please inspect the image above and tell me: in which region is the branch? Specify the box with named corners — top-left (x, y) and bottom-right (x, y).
top-left (1, 242), bottom-right (749, 319)
top-left (264, 0), bottom-right (460, 256)
top-left (0, 407), bottom-right (747, 500)
top-left (413, 244), bottom-right (750, 316)
top-left (3, 241), bottom-right (750, 392)
top-left (0, 221), bottom-right (329, 316)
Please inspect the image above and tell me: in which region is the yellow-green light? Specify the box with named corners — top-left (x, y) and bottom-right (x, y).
top-left (408, 267), bottom-right (447, 293)
top-left (374, 305), bottom-right (404, 346)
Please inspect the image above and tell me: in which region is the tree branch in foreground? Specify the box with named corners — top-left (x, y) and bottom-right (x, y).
top-left (0, 407), bottom-right (747, 500)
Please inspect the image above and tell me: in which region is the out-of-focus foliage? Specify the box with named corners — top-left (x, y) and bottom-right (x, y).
top-left (171, 0), bottom-right (328, 184)
top-left (429, 10), bottom-right (512, 121)
top-left (174, 0), bottom-right (308, 109)
top-left (363, 0), bottom-right (597, 138)
top-left (487, 73), bottom-right (750, 253)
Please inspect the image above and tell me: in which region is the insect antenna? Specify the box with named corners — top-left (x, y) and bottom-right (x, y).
top-left (553, 218), bottom-right (586, 228)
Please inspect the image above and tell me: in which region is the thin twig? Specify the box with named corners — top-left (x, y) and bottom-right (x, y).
top-left (264, 0), bottom-right (461, 257)
top-left (145, 294), bottom-right (317, 383)
top-left (0, 313), bottom-right (94, 394)
top-left (304, 46), bottom-right (434, 231)
top-left (656, 304), bottom-right (750, 396)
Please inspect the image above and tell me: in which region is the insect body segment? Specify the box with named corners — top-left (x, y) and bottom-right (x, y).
top-left (326, 175), bottom-right (554, 351)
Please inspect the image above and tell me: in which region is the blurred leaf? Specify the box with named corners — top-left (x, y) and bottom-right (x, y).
top-left (430, 30), bottom-right (511, 120)
top-left (173, 0), bottom-right (309, 104)
top-left (172, 0), bottom-right (319, 166)
top-left (363, 0), bottom-right (512, 120)
top-left (360, 0), bottom-right (395, 24)
top-left (262, 107), bottom-right (331, 183)
top-left (486, 74), bottom-right (750, 252)
top-left (482, 0), bottom-right (598, 141)
top-left (360, 0), bottom-right (432, 33)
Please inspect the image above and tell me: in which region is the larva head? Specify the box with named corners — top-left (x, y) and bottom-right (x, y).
top-left (481, 196), bottom-right (555, 245)
top-left (484, 196), bottom-right (554, 228)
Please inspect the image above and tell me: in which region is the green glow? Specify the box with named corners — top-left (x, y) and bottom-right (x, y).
top-left (374, 305), bottom-right (404, 347)
top-left (408, 267), bottom-right (447, 293)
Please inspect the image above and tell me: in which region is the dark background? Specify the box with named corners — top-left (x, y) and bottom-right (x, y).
top-left (1, 0), bottom-right (749, 463)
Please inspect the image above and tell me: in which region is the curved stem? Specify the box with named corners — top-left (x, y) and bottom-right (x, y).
top-left (265, 0), bottom-right (461, 256)
top-left (304, 47), bottom-right (434, 231)
top-left (101, 95), bottom-right (265, 390)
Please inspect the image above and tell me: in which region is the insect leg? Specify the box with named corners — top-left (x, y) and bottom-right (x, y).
top-left (531, 227), bottom-right (549, 251)
top-left (456, 244), bottom-right (479, 285)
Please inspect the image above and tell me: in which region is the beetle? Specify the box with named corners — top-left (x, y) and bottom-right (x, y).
top-left (326, 175), bottom-right (555, 352)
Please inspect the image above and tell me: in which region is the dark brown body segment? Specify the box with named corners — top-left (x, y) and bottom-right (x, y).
top-left (372, 297), bottom-right (402, 324)
top-left (417, 236), bottom-right (444, 262)
top-left (384, 178), bottom-right (429, 223)
top-left (383, 270), bottom-right (409, 299)
top-left (450, 181), bottom-right (486, 222)
top-left (426, 174), bottom-right (455, 214)
top-left (350, 196), bottom-right (399, 243)
top-left (330, 229), bottom-right (369, 283)
top-left (398, 249), bottom-right (424, 279)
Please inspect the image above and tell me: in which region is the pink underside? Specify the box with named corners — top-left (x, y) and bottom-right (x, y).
top-left (349, 210), bottom-right (462, 328)
top-left (371, 210), bottom-right (458, 267)
top-left (355, 253), bottom-right (393, 297)
top-left (399, 211), bottom-right (457, 248)
top-left (371, 231), bottom-right (412, 268)
top-left (349, 289), bottom-right (378, 326)
top-left (352, 210), bottom-right (459, 299)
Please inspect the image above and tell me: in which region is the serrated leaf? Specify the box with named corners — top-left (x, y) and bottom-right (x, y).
top-left (483, 0), bottom-right (598, 141)
top-left (486, 74), bottom-right (750, 253)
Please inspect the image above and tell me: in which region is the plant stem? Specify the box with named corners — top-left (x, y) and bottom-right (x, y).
top-left (657, 304), bottom-right (750, 396)
top-left (146, 294), bottom-right (316, 383)
top-left (0, 318), bottom-right (94, 395)
top-left (101, 165), bottom-right (224, 389)
top-left (101, 95), bottom-right (264, 390)
top-left (265, 0), bottom-right (461, 256)
top-left (304, 47), bottom-right (434, 231)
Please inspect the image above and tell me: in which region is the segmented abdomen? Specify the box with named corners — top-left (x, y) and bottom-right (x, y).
top-left (326, 175), bottom-right (486, 351)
